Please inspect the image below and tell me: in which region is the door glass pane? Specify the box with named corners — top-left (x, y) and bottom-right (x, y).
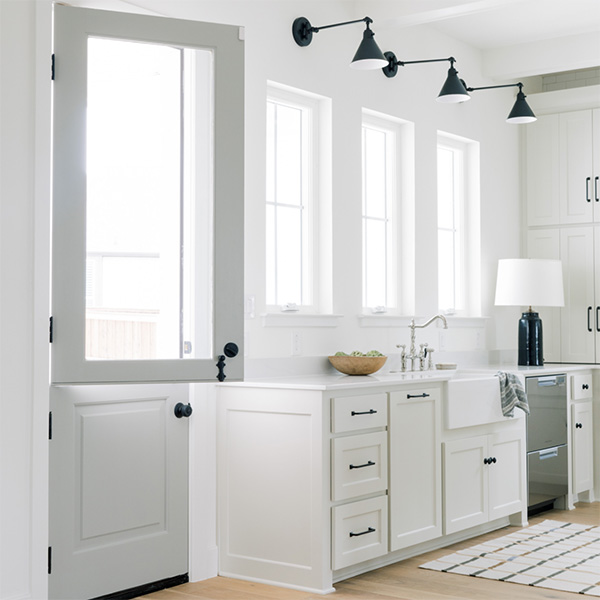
top-left (86, 38), bottom-right (213, 360)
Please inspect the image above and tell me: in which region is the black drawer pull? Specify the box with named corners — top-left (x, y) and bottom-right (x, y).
top-left (349, 460), bottom-right (375, 470)
top-left (349, 527), bottom-right (376, 538)
top-left (484, 457), bottom-right (497, 465)
top-left (351, 409), bottom-right (377, 416)
top-left (582, 383), bottom-right (589, 390)
top-left (576, 422), bottom-right (583, 429)
top-left (407, 392), bottom-right (430, 399)
top-left (586, 176), bottom-right (591, 202)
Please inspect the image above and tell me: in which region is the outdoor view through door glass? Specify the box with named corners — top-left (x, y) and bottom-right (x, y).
top-left (86, 38), bottom-right (214, 360)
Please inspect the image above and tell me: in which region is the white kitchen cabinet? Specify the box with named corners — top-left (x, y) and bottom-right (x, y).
top-left (572, 400), bottom-right (594, 495)
top-left (443, 429), bottom-right (525, 535)
top-left (331, 431), bottom-right (387, 501)
top-left (559, 110), bottom-right (598, 224)
top-left (388, 387), bottom-right (441, 551)
top-left (332, 496), bottom-right (388, 570)
top-left (526, 114), bottom-right (561, 227)
top-left (526, 109), bottom-right (600, 227)
top-left (525, 107), bottom-right (600, 364)
top-left (560, 226), bottom-right (598, 363)
top-left (217, 375), bottom-right (527, 594)
top-left (526, 228), bottom-right (561, 362)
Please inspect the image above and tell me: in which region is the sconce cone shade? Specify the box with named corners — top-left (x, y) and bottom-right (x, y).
top-left (437, 66), bottom-right (470, 103)
top-left (350, 28), bottom-right (388, 70)
top-left (506, 90), bottom-right (537, 123)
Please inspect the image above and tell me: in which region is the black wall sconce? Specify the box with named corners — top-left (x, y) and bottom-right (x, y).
top-left (382, 53), bottom-right (470, 103)
top-left (292, 16), bottom-right (388, 70)
top-left (462, 81), bottom-right (537, 123)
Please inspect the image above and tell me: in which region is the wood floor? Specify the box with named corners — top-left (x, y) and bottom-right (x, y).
top-left (142, 503), bottom-right (600, 600)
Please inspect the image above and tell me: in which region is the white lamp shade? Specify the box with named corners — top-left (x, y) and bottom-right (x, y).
top-left (494, 258), bottom-right (564, 308)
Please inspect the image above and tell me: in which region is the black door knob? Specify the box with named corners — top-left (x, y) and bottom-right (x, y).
top-left (224, 342), bottom-right (239, 358)
top-left (174, 402), bottom-right (193, 419)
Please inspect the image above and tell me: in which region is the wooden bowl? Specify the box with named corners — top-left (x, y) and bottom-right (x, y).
top-left (328, 355), bottom-right (387, 376)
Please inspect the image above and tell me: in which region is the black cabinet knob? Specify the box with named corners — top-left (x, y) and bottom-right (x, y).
top-left (576, 422), bottom-right (583, 429)
top-left (174, 402), bottom-right (193, 419)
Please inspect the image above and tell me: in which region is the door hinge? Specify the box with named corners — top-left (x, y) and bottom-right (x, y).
top-left (49, 316), bottom-right (53, 343)
top-left (48, 546), bottom-right (52, 575)
top-left (51, 54), bottom-right (55, 81)
top-left (49, 411), bottom-right (52, 440)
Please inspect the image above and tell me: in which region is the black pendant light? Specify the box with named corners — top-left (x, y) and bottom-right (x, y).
top-left (382, 53), bottom-right (470, 103)
top-left (292, 16), bottom-right (387, 70)
top-left (464, 81), bottom-right (537, 124)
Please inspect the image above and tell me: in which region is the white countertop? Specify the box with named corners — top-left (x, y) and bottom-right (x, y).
top-left (219, 363), bottom-right (596, 391)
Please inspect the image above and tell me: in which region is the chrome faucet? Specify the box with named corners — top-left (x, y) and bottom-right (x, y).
top-left (397, 314), bottom-right (448, 371)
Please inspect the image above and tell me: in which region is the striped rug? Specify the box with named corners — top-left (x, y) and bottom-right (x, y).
top-left (420, 520), bottom-right (600, 596)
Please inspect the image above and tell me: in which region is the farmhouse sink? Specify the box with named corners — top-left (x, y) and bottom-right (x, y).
top-left (445, 370), bottom-right (510, 429)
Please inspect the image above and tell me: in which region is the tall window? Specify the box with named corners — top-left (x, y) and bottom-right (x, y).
top-left (362, 113), bottom-right (398, 312)
top-left (437, 133), bottom-right (480, 316)
top-left (266, 86), bottom-right (319, 310)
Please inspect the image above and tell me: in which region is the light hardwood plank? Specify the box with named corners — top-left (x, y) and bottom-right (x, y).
top-left (141, 503), bottom-right (600, 600)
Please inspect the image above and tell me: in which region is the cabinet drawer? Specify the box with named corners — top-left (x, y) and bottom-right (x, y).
top-left (331, 394), bottom-right (387, 433)
top-left (332, 431), bottom-right (388, 501)
top-left (332, 496), bottom-right (388, 570)
top-left (571, 374), bottom-right (593, 400)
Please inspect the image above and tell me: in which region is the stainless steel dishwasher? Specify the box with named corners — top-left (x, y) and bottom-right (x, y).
top-left (526, 374), bottom-right (568, 512)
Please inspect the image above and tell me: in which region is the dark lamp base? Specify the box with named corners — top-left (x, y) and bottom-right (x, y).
top-left (518, 311), bottom-right (543, 366)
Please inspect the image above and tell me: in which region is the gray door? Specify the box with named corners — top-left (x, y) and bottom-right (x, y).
top-left (49, 5), bottom-right (244, 599)
top-left (49, 384), bottom-right (190, 599)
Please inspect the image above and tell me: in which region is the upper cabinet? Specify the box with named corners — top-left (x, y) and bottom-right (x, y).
top-left (526, 114), bottom-right (561, 227)
top-left (527, 109), bottom-right (600, 227)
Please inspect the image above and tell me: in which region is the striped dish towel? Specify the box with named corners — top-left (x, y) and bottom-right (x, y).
top-left (496, 372), bottom-right (529, 417)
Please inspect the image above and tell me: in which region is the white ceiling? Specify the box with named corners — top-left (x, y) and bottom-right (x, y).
top-left (354, 0), bottom-right (600, 79)
top-left (354, 0), bottom-right (600, 48)
top-left (83, 0), bottom-right (600, 79)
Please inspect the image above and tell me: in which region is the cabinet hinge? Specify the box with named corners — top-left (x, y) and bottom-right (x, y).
top-left (49, 411), bottom-right (52, 440)
top-left (51, 54), bottom-right (55, 81)
top-left (49, 316), bottom-right (53, 343)
top-left (48, 546), bottom-right (52, 575)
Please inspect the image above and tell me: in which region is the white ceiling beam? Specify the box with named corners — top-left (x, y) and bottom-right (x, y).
top-left (483, 31), bottom-right (600, 80)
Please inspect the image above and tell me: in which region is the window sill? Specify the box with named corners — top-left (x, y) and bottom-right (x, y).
top-left (358, 315), bottom-right (414, 327)
top-left (261, 313), bottom-right (344, 328)
top-left (358, 314), bottom-right (490, 328)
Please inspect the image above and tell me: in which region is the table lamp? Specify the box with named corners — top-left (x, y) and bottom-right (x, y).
top-left (494, 259), bottom-right (564, 366)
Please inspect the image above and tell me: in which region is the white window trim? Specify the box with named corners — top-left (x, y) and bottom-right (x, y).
top-left (437, 131), bottom-right (481, 318)
top-left (361, 110), bottom-right (410, 316)
top-left (265, 82), bottom-right (332, 316)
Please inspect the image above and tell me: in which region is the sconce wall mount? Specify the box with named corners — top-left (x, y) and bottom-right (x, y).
top-left (292, 16), bottom-right (387, 70)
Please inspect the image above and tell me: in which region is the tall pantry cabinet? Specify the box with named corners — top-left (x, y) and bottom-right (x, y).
top-left (526, 107), bottom-right (600, 364)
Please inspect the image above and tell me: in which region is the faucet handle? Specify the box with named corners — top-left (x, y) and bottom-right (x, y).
top-left (396, 344), bottom-right (406, 354)
top-left (427, 347), bottom-right (435, 370)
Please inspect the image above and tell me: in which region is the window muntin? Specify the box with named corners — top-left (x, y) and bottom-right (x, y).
top-left (266, 88), bottom-right (317, 310)
top-left (362, 115), bottom-right (398, 312)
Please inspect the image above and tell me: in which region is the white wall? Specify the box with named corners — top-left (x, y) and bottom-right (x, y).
top-left (0, 2), bottom-right (50, 598)
top-left (143, 0), bottom-right (522, 369)
top-left (0, 0), bottom-right (527, 597)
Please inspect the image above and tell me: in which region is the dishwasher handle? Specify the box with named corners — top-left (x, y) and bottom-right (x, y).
top-left (538, 447), bottom-right (559, 460)
top-left (534, 375), bottom-right (566, 387)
